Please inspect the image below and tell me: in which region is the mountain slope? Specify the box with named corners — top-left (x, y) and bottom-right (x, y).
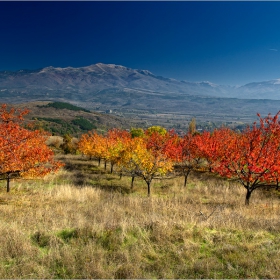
top-left (2, 63), bottom-right (280, 101)
top-left (12, 101), bottom-right (135, 136)
top-left (0, 63), bottom-right (233, 99)
top-left (236, 79), bottom-right (280, 99)
top-left (1, 63), bottom-right (280, 123)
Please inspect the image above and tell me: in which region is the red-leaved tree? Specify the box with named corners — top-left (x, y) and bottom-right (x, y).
top-left (198, 113), bottom-right (280, 205)
top-left (0, 104), bottom-right (63, 192)
top-left (165, 132), bottom-right (204, 187)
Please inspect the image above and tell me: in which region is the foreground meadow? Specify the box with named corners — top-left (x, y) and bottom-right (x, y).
top-left (0, 154), bottom-right (280, 279)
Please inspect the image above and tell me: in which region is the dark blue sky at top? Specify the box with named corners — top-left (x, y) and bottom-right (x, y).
top-left (1, 1), bottom-right (280, 86)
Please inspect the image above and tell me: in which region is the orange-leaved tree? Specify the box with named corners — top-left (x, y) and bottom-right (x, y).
top-left (78, 131), bottom-right (107, 166)
top-left (117, 136), bottom-right (143, 188)
top-left (0, 104), bottom-right (63, 192)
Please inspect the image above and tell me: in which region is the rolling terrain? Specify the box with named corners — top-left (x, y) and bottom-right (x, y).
top-left (6, 100), bottom-right (249, 135)
top-left (11, 101), bottom-right (136, 136)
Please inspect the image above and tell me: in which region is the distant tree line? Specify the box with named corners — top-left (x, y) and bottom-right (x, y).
top-left (32, 117), bottom-right (96, 136)
top-left (37, 101), bottom-right (91, 113)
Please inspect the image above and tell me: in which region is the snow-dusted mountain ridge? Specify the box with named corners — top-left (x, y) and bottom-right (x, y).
top-left (1, 63), bottom-right (280, 99)
top-left (0, 63), bottom-right (233, 102)
top-left (1, 63), bottom-right (280, 122)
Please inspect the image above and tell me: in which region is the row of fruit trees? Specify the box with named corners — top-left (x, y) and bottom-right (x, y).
top-left (78, 114), bottom-right (280, 205)
top-left (1, 104), bottom-right (280, 205)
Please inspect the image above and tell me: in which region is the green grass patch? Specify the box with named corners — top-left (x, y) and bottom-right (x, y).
top-left (56, 228), bottom-right (78, 242)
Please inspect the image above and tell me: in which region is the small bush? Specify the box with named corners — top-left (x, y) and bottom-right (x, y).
top-left (57, 228), bottom-right (78, 242)
top-left (31, 231), bottom-right (51, 248)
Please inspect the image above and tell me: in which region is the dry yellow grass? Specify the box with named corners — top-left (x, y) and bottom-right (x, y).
top-left (0, 155), bottom-right (280, 278)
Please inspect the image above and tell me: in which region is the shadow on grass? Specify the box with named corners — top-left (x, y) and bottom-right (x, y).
top-left (93, 182), bottom-right (132, 194)
top-left (60, 156), bottom-right (132, 194)
top-left (64, 161), bottom-right (105, 173)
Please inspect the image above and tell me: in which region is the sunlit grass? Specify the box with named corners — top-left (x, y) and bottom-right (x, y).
top-left (0, 154), bottom-right (279, 278)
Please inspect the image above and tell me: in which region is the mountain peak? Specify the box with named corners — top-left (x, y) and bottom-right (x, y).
top-left (136, 69), bottom-right (154, 76)
top-left (3, 62), bottom-right (280, 100)
top-left (197, 81), bottom-right (219, 88)
top-left (39, 65), bottom-right (76, 73)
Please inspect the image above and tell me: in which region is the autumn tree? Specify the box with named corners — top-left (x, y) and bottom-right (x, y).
top-left (198, 113), bottom-right (280, 205)
top-left (188, 118), bottom-right (196, 135)
top-left (133, 131), bottom-right (174, 196)
top-left (195, 128), bottom-right (233, 173)
top-left (166, 132), bottom-right (204, 187)
top-left (117, 136), bottom-right (140, 188)
top-left (78, 131), bottom-right (106, 165)
top-left (79, 129), bottom-right (131, 173)
top-left (106, 129), bottom-right (131, 173)
top-left (0, 104), bottom-right (63, 192)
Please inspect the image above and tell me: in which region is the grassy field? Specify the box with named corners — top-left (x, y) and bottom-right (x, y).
top-left (0, 154), bottom-right (280, 278)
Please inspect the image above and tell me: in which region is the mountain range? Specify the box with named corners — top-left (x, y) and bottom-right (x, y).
top-left (1, 63), bottom-right (280, 122)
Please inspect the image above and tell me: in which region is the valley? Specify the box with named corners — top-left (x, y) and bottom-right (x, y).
top-left (10, 100), bottom-right (251, 136)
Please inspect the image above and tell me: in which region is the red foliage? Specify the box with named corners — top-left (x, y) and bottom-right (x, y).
top-left (197, 112), bottom-right (280, 204)
top-left (0, 105), bottom-right (63, 192)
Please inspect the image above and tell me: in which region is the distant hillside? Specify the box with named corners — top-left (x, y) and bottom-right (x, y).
top-left (10, 101), bottom-right (135, 136)
top-left (2, 100), bottom-right (252, 136)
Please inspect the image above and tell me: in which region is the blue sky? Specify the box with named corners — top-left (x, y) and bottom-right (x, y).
top-left (1, 1), bottom-right (280, 86)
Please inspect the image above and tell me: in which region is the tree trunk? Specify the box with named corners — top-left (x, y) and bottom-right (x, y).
top-left (147, 181), bottom-right (151, 197)
top-left (110, 163), bottom-right (114, 174)
top-left (245, 188), bottom-right (252, 205)
top-left (131, 176), bottom-right (135, 189)
top-left (6, 174), bottom-right (10, 193)
top-left (104, 161), bottom-right (107, 170)
top-left (183, 170), bottom-right (191, 187)
top-left (119, 171), bottom-right (123, 180)
top-left (98, 158), bottom-right (101, 166)
top-left (184, 175), bottom-right (187, 187)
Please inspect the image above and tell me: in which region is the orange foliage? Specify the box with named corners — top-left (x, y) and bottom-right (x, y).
top-left (0, 104), bottom-right (63, 192)
top-left (78, 131), bottom-right (107, 165)
top-left (77, 112), bottom-right (280, 203)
